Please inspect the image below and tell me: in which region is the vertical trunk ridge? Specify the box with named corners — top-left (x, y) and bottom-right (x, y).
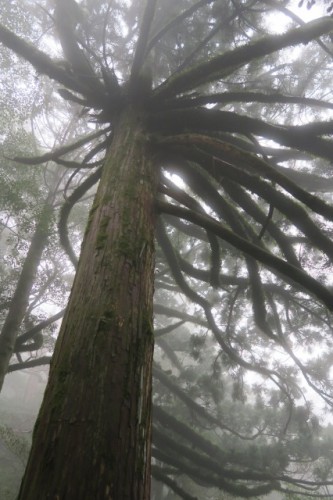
top-left (18, 108), bottom-right (157, 500)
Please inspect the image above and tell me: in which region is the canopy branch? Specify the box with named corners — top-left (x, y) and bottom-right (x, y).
top-left (0, 23), bottom-right (105, 108)
top-left (10, 127), bottom-right (110, 165)
top-left (148, 109), bottom-right (333, 161)
top-left (158, 133), bottom-right (333, 221)
top-left (130, 0), bottom-right (157, 82)
top-left (162, 91), bottom-right (333, 111)
top-left (147, 0), bottom-right (214, 54)
top-left (153, 17), bottom-right (333, 100)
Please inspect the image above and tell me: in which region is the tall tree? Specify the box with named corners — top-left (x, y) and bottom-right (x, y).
top-left (2, 0), bottom-right (333, 498)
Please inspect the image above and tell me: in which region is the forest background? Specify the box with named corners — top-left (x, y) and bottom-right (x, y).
top-left (2, 0), bottom-right (333, 498)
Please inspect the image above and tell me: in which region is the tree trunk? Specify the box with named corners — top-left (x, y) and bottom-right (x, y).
top-left (0, 193), bottom-right (55, 391)
top-left (17, 108), bottom-right (157, 499)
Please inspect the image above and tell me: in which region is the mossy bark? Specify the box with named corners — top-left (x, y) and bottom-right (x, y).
top-left (17, 108), bottom-right (157, 499)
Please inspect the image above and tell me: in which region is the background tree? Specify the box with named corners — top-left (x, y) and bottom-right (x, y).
top-left (2, 0), bottom-right (333, 498)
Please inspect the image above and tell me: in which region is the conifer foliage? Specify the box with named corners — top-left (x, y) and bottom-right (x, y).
top-left (1, 0), bottom-right (333, 498)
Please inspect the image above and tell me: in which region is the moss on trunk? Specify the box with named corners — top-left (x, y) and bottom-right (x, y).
top-left (18, 107), bottom-right (157, 500)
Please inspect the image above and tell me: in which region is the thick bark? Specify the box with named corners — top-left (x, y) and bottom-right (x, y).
top-left (0, 194), bottom-right (54, 391)
top-left (17, 107), bottom-right (157, 500)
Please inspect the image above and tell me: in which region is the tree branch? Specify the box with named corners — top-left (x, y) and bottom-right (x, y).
top-left (59, 167), bottom-right (102, 268)
top-left (148, 108), bottom-right (333, 161)
top-left (10, 127), bottom-right (110, 165)
top-left (7, 356), bottom-right (51, 373)
top-left (156, 200), bottom-right (333, 311)
top-left (130, 0), bottom-right (158, 82)
top-left (162, 91), bottom-right (333, 112)
top-left (0, 23), bottom-right (105, 107)
top-left (14, 309), bottom-right (65, 350)
top-left (153, 17), bottom-right (333, 100)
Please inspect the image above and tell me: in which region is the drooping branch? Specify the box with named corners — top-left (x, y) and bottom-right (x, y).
top-left (156, 218), bottom-right (208, 309)
top-left (14, 332), bottom-right (44, 353)
top-left (154, 303), bottom-right (207, 328)
top-left (152, 465), bottom-right (199, 500)
top-left (154, 368), bottom-right (265, 439)
top-left (153, 425), bottom-right (281, 485)
top-left (272, 166), bottom-right (333, 193)
top-left (155, 338), bottom-right (183, 370)
top-left (163, 216), bottom-right (320, 312)
top-left (157, 217), bottom-right (291, 387)
top-left (154, 320), bottom-right (185, 338)
top-left (160, 131), bottom-right (333, 219)
top-left (158, 140), bottom-right (333, 266)
top-left (57, 88), bottom-right (90, 106)
top-left (54, 159), bottom-right (103, 170)
top-left (148, 109), bottom-right (333, 161)
top-left (164, 154), bottom-right (300, 266)
top-left (152, 447), bottom-right (280, 497)
top-left (167, 161), bottom-right (288, 347)
top-left (10, 127), bottom-right (110, 165)
top-left (153, 436), bottom-right (333, 497)
top-left (196, 135), bottom-right (311, 168)
top-left (156, 200), bottom-right (333, 311)
top-left (0, 23), bottom-right (105, 108)
top-left (279, 487), bottom-right (333, 498)
top-left (176, 164), bottom-right (278, 343)
top-left (160, 175), bottom-right (221, 286)
top-left (222, 180), bottom-right (299, 266)
top-left (163, 214), bottom-right (208, 241)
top-left (7, 356), bottom-right (51, 373)
top-left (14, 309), bottom-right (65, 351)
top-left (154, 401), bottom-right (333, 494)
top-left (200, 155), bottom-right (333, 262)
top-left (179, 252), bottom-right (333, 330)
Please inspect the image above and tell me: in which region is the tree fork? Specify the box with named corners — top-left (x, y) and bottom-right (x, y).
top-left (17, 107), bottom-right (158, 500)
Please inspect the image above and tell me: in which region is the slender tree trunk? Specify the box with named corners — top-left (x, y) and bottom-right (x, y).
top-left (18, 107), bottom-right (157, 499)
top-left (0, 193), bottom-right (55, 391)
